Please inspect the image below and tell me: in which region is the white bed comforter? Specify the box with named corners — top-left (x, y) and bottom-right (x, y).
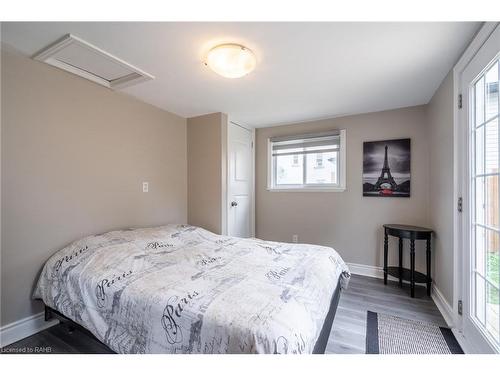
top-left (33, 224), bottom-right (350, 354)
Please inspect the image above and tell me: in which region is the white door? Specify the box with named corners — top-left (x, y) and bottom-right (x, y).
top-left (227, 122), bottom-right (254, 238)
top-left (461, 23), bottom-right (500, 353)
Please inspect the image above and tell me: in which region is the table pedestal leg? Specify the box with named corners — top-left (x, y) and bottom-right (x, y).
top-left (384, 231), bottom-right (388, 285)
top-left (410, 239), bottom-right (415, 298)
top-left (426, 238), bottom-right (431, 296)
top-left (398, 238), bottom-right (403, 287)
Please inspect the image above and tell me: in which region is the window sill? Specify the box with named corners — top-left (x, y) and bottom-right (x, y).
top-left (267, 187), bottom-right (346, 193)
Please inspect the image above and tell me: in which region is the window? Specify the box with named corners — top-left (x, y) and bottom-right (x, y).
top-left (471, 59), bottom-right (499, 347)
top-left (267, 129), bottom-right (346, 191)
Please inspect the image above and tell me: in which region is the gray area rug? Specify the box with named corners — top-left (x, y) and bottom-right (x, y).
top-left (366, 311), bottom-right (463, 354)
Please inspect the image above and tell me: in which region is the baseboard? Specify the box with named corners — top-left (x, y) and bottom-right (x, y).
top-left (347, 262), bottom-right (458, 327)
top-left (347, 262), bottom-right (384, 279)
top-left (0, 312), bottom-right (59, 347)
top-left (347, 262), bottom-right (414, 284)
top-left (430, 284), bottom-right (455, 327)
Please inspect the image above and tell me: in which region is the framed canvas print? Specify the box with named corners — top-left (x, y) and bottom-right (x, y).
top-left (363, 138), bottom-right (411, 197)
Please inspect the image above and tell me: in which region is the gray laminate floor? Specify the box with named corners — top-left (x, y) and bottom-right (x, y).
top-left (1, 275), bottom-right (446, 354)
top-left (326, 275), bottom-right (447, 354)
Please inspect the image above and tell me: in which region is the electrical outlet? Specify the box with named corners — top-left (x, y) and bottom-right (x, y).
top-left (142, 182), bottom-right (149, 193)
top-left (292, 235), bottom-right (298, 243)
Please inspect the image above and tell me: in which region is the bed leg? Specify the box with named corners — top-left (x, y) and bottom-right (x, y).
top-left (44, 305), bottom-right (53, 321)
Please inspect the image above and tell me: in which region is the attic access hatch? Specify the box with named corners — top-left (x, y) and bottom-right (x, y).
top-left (33, 34), bottom-right (154, 89)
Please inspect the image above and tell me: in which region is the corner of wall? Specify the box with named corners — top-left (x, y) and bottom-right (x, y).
top-left (220, 114), bottom-right (228, 235)
top-left (186, 112), bottom-right (227, 234)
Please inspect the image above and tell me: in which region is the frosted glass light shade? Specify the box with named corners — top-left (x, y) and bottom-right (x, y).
top-left (205, 44), bottom-right (256, 78)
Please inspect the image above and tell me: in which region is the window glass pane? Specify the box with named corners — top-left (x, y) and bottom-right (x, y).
top-left (275, 154), bottom-right (303, 185)
top-left (486, 283), bottom-right (499, 343)
top-left (476, 177), bottom-right (485, 225)
top-left (485, 118), bottom-right (499, 174)
top-left (477, 225), bottom-right (486, 276)
top-left (487, 229), bottom-right (499, 288)
top-left (305, 151), bottom-right (337, 184)
top-left (476, 125), bottom-right (485, 175)
top-left (485, 61), bottom-right (499, 122)
top-left (476, 76), bottom-right (485, 126)
top-left (486, 175), bottom-right (499, 229)
top-left (476, 273), bottom-right (486, 326)
top-left (315, 153), bottom-right (324, 168)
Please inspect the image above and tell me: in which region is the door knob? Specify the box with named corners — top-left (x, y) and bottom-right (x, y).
top-left (231, 201), bottom-right (238, 207)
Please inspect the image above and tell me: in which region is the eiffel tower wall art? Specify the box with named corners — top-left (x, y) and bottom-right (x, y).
top-left (363, 138), bottom-right (411, 197)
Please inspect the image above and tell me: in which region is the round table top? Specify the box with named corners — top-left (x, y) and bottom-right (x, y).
top-left (383, 224), bottom-right (433, 233)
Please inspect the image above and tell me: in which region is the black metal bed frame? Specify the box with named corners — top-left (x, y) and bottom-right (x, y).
top-left (312, 279), bottom-right (342, 354)
top-left (44, 277), bottom-right (343, 354)
top-left (45, 305), bottom-right (96, 338)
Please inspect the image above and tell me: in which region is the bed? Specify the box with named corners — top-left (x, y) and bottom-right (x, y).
top-left (34, 224), bottom-right (350, 354)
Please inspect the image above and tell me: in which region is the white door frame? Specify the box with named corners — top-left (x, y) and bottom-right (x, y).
top-left (224, 119), bottom-right (255, 237)
top-left (454, 21), bottom-right (500, 353)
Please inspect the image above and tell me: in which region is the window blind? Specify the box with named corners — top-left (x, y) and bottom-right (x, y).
top-left (270, 131), bottom-right (340, 157)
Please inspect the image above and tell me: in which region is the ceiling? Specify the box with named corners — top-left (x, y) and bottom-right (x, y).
top-left (1, 22), bottom-right (481, 127)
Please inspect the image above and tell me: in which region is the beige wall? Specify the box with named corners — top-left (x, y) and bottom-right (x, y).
top-left (426, 71), bottom-right (455, 305)
top-left (187, 113), bottom-right (227, 234)
top-left (1, 48), bottom-right (188, 326)
top-left (256, 106), bottom-right (431, 271)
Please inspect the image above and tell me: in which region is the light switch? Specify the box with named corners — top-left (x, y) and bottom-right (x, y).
top-left (142, 182), bottom-right (149, 193)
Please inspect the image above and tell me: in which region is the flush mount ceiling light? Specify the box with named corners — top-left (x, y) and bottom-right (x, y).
top-left (205, 44), bottom-right (256, 78)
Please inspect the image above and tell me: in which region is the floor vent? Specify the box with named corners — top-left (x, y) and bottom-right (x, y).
top-left (33, 34), bottom-right (154, 89)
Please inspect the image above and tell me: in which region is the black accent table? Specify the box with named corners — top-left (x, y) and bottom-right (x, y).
top-left (383, 224), bottom-right (433, 298)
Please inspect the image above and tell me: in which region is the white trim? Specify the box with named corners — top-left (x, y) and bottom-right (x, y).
top-left (267, 138), bottom-right (273, 190)
top-left (347, 262), bottom-right (384, 279)
top-left (251, 127), bottom-right (256, 237)
top-left (347, 262), bottom-right (418, 284)
top-left (339, 128), bottom-right (347, 191)
top-left (453, 23), bottom-right (498, 75)
top-left (0, 312), bottom-right (59, 348)
top-left (347, 262), bottom-right (430, 285)
top-left (431, 284), bottom-right (455, 327)
top-left (220, 116), bottom-right (228, 236)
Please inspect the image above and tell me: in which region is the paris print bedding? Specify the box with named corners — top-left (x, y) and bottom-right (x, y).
top-left (33, 224), bottom-right (350, 354)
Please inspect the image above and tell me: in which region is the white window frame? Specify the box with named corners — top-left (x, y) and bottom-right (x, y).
top-left (267, 129), bottom-right (346, 192)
